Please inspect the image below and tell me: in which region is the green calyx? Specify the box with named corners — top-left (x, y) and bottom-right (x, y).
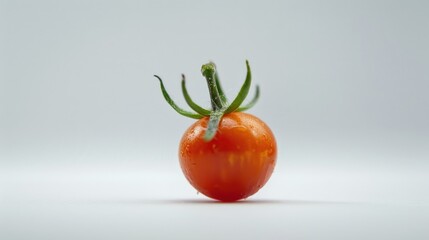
top-left (155, 60), bottom-right (260, 141)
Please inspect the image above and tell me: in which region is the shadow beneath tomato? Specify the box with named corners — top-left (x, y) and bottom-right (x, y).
top-left (163, 199), bottom-right (359, 205)
top-left (92, 199), bottom-right (360, 205)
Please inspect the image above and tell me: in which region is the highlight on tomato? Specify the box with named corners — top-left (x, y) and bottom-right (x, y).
top-left (155, 60), bottom-right (277, 202)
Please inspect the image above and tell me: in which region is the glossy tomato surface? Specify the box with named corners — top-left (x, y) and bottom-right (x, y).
top-left (179, 112), bottom-right (277, 202)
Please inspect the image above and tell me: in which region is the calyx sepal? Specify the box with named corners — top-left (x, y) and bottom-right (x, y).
top-left (155, 60), bottom-right (260, 141)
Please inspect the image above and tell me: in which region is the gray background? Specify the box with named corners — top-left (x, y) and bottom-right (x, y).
top-left (1, 0), bottom-right (428, 239)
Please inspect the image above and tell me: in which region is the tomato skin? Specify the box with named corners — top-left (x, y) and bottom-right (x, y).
top-left (179, 112), bottom-right (277, 202)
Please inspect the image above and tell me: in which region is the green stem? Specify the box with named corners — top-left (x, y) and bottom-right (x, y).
top-left (156, 60), bottom-right (259, 142)
top-left (211, 62), bottom-right (228, 105)
top-left (201, 63), bottom-right (224, 111)
top-left (204, 111), bottom-right (224, 141)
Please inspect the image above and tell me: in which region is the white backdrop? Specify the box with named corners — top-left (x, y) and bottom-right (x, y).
top-left (1, 1), bottom-right (428, 239)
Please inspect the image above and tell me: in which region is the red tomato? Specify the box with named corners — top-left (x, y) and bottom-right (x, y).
top-left (179, 112), bottom-right (277, 202)
top-left (156, 60), bottom-right (277, 201)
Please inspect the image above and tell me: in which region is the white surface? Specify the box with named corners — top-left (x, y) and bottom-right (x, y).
top-left (1, 1), bottom-right (429, 239)
top-left (1, 162), bottom-right (428, 240)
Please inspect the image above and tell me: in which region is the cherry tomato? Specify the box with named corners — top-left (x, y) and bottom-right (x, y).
top-left (155, 60), bottom-right (277, 201)
top-left (179, 112), bottom-right (277, 202)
